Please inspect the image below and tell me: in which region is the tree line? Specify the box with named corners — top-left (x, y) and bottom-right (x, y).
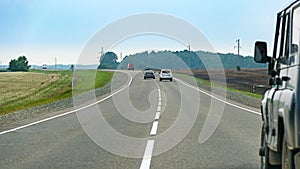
top-left (98, 50), bottom-right (267, 70)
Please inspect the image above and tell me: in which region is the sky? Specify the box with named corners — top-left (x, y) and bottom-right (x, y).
top-left (0, 0), bottom-right (295, 65)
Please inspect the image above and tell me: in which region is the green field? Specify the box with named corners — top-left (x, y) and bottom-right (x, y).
top-left (0, 69), bottom-right (113, 115)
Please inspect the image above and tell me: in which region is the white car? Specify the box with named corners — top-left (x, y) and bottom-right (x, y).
top-left (42, 64), bottom-right (47, 69)
top-left (159, 69), bottom-right (173, 81)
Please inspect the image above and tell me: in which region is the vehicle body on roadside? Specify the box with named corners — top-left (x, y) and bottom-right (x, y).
top-left (159, 69), bottom-right (173, 81)
top-left (144, 70), bottom-right (155, 79)
top-left (254, 1), bottom-right (300, 168)
top-left (128, 63), bottom-right (134, 70)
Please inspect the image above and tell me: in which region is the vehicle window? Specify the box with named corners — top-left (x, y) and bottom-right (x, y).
top-left (275, 15), bottom-right (283, 59)
top-left (291, 5), bottom-right (300, 65)
top-left (283, 13), bottom-right (290, 60)
top-left (278, 13), bottom-right (290, 65)
top-left (162, 71), bottom-right (170, 73)
top-left (287, 5), bottom-right (300, 89)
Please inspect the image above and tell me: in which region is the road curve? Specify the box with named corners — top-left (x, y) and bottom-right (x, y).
top-left (0, 71), bottom-right (261, 169)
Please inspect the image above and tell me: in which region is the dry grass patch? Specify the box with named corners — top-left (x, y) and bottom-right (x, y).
top-left (1, 72), bottom-right (60, 101)
top-left (0, 71), bottom-right (71, 115)
top-left (0, 70), bottom-right (114, 116)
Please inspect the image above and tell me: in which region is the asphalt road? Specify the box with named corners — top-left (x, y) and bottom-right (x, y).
top-left (0, 71), bottom-right (262, 169)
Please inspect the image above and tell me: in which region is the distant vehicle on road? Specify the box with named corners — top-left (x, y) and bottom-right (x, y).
top-left (159, 69), bottom-right (172, 81)
top-left (128, 63), bottom-right (134, 70)
top-left (144, 70), bottom-right (155, 79)
top-left (42, 64), bottom-right (47, 69)
top-left (254, 1), bottom-right (300, 168)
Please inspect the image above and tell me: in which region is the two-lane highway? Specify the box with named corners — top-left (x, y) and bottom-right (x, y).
top-left (0, 71), bottom-right (261, 169)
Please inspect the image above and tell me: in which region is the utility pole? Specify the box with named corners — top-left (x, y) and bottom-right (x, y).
top-left (120, 52), bottom-right (122, 61)
top-left (98, 46), bottom-right (104, 61)
top-left (187, 45), bottom-right (191, 68)
top-left (55, 57), bottom-right (57, 70)
top-left (237, 39), bottom-right (240, 56)
top-left (234, 39), bottom-right (241, 71)
top-left (97, 46), bottom-right (104, 67)
top-left (100, 46), bottom-right (104, 57)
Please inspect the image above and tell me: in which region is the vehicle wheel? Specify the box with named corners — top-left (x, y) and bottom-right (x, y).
top-left (160, 78), bottom-right (162, 81)
top-left (282, 134), bottom-right (294, 169)
top-left (261, 126), bottom-right (280, 169)
top-left (153, 77), bottom-right (155, 79)
top-left (170, 78), bottom-right (173, 81)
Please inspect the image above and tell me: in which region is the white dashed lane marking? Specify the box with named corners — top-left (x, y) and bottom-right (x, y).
top-left (139, 140), bottom-right (155, 169)
top-left (150, 121), bottom-right (159, 135)
top-left (154, 112), bottom-right (160, 120)
top-left (140, 82), bottom-right (162, 169)
top-left (157, 106), bottom-right (161, 112)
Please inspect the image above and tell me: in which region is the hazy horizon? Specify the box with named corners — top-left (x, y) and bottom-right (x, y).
top-left (0, 0), bottom-right (293, 65)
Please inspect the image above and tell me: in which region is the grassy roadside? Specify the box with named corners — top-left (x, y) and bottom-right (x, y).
top-left (72, 70), bottom-right (113, 95)
top-left (0, 69), bottom-right (113, 116)
top-left (177, 73), bottom-right (263, 99)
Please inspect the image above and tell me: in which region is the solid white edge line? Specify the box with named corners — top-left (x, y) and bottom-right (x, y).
top-left (158, 101), bottom-right (161, 106)
top-left (150, 121), bottom-right (159, 135)
top-left (140, 140), bottom-right (155, 169)
top-left (174, 77), bottom-right (261, 116)
top-left (0, 71), bottom-right (133, 136)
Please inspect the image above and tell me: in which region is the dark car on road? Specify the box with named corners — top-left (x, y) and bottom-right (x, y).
top-left (144, 70), bottom-right (155, 79)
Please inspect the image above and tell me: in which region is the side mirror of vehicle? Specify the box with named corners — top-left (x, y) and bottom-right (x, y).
top-left (291, 44), bottom-right (298, 54)
top-left (254, 41), bottom-right (270, 63)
